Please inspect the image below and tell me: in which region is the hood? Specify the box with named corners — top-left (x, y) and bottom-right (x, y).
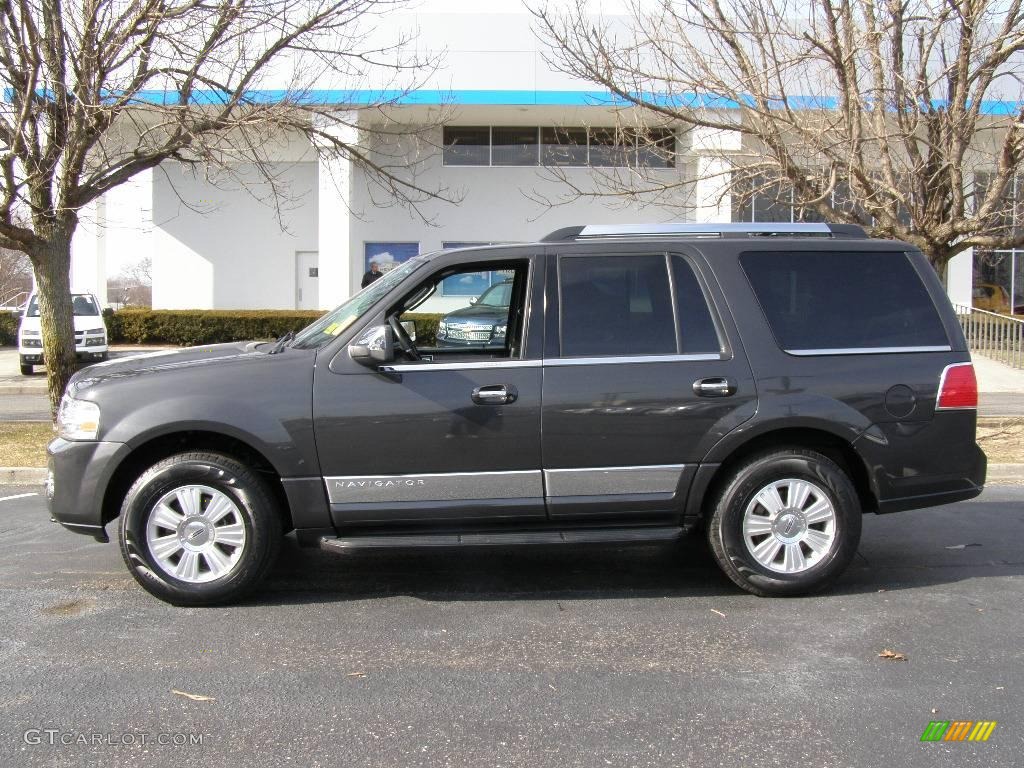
top-left (68, 341), bottom-right (264, 392)
top-left (73, 315), bottom-right (105, 332)
top-left (443, 303), bottom-right (509, 322)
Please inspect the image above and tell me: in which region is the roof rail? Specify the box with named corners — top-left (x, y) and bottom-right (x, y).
top-left (540, 222), bottom-right (866, 242)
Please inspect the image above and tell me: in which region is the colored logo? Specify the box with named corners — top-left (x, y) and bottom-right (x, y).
top-left (920, 721), bottom-right (997, 742)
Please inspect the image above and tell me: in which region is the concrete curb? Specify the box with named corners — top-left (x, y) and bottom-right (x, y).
top-left (0, 467), bottom-right (46, 485)
top-left (987, 463), bottom-right (1024, 484)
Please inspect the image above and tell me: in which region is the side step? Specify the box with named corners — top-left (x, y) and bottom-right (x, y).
top-left (320, 526), bottom-right (683, 551)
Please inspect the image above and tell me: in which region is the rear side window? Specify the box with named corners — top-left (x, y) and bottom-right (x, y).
top-left (672, 257), bottom-right (722, 354)
top-left (740, 250), bottom-right (949, 352)
top-left (559, 255), bottom-right (676, 356)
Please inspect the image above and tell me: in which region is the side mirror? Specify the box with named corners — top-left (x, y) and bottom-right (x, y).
top-left (468, 296), bottom-right (478, 305)
top-left (348, 324), bottom-right (394, 365)
top-left (400, 320), bottom-right (417, 342)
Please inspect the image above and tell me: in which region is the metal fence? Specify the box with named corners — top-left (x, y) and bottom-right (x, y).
top-left (955, 304), bottom-right (1024, 369)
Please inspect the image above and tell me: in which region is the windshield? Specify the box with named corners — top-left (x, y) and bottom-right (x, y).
top-left (477, 281), bottom-right (512, 307)
top-left (26, 294), bottom-right (100, 317)
top-left (291, 258), bottom-right (426, 350)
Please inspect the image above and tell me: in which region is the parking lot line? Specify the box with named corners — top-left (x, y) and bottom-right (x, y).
top-left (0, 492), bottom-right (38, 502)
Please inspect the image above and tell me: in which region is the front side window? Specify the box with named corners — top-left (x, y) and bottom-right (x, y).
top-left (291, 258), bottom-right (425, 350)
top-left (397, 262), bottom-right (529, 361)
top-left (559, 255), bottom-right (677, 357)
top-left (740, 250), bottom-right (949, 352)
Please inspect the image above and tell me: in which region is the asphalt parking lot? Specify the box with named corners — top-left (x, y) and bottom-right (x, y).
top-left (1, 486), bottom-right (1022, 767)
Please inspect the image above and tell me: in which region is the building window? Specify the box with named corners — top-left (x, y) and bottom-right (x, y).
top-left (492, 127), bottom-right (539, 166)
top-left (636, 128), bottom-right (676, 169)
top-left (588, 128), bottom-right (631, 167)
top-left (364, 242), bottom-right (419, 275)
top-left (442, 125), bottom-right (675, 168)
top-left (541, 127), bottom-right (588, 166)
top-left (443, 127), bottom-right (490, 166)
top-left (973, 172), bottom-right (1024, 315)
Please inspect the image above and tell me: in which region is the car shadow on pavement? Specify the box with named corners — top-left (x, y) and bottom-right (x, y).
top-left (248, 509), bottom-right (1024, 606)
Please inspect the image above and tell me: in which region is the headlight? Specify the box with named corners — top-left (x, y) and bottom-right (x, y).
top-left (493, 324), bottom-right (507, 338)
top-left (57, 396), bottom-right (100, 441)
top-left (437, 321), bottom-right (447, 339)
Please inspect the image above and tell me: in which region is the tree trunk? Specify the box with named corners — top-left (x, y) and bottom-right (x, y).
top-left (33, 236), bottom-right (78, 420)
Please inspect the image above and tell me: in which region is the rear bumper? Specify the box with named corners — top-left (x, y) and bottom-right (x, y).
top-left (855, 417), bottom-right (987, 513)
top-left (46, 437), bottom-right (129, 541)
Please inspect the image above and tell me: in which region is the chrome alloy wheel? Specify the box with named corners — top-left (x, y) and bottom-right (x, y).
top-left (144, 485), bottom-right (247, 583)
top-left (742, 478), bottom-right (838, 574)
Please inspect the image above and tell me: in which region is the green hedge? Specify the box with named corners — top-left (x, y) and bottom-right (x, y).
top-left (0, 311), bottom-right (17, 346)
top-left (106, 309), bottom-right (326, 346)
top-left (402, 313), bottom-right (442, 347)
top-left (1, 308), bottom-right (445, 348)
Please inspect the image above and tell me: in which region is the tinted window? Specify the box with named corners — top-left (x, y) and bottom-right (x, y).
top-left (560, 255), bottom-right (676, 357)
top-left (443, 127), bottom-right (489, 166)
top-left (541, 127), bottom-right (587, 166)
top-left (740, 250), bottom-right (949, 351)
top-left (492, 127), bottom-right (538, 166)
top-left (672, 257), bottom-right (721, 354)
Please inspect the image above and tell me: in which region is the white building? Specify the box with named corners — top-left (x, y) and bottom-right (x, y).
top-left (69, 5), bottom-right (987, 313)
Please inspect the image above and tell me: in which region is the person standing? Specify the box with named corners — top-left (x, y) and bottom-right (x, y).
top-left (361, 261), bottom-right (384, 288)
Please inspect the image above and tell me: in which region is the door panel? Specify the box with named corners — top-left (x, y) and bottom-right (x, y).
top-left (541, 249), bottom-right (756, 519)
top-left (313, 251), bottom-right (544, 528)
top-left (315, 360), bottom-right (544, 526)
top-left (541, 358), bottom-right (755, 517)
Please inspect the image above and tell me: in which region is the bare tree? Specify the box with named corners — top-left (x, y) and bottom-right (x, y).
top-left (0, 242), bottom-right (32, 306)
top-left (1, 0), bottom-right (453, 416)
top-left (532, 0), bottom-right (1024, 273)
top-left (108, 256), bottom-right (152, 308)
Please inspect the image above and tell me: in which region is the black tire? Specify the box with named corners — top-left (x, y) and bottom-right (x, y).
top-left (706, 448), bottom-right (862, 597)
top-left (19, 359), bottom-right (33, 375)
top-left (118, 452), bottom-right (282, 606)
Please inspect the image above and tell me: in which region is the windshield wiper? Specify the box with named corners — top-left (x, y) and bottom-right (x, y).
top-left (268, 330), bottom-right (294, 354)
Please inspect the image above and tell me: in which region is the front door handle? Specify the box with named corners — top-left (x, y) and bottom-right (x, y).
top-left (693, 377), bottom-right (736, 397)
top-left (472, 384), bottom-right (517, 405)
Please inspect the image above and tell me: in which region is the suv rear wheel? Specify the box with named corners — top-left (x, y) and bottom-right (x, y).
top-left (706, 448), bottom-right (861, 597)
top-left (118, 452), bottom-right (282, 606)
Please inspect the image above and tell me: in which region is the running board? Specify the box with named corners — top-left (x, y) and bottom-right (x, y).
top-left (320, 526), bottom-right (683, 551)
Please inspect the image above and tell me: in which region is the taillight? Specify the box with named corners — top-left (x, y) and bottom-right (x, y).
top-left (936, 362), bottom-right (977, 410)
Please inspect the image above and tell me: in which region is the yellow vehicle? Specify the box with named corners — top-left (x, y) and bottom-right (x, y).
top-left (972, 283), bottom-right (1013, 314)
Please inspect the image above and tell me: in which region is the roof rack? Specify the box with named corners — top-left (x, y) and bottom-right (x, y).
top-left (541, 223), bottom-right (866, 242)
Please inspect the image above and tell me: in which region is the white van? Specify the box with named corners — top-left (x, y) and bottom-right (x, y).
top-left (18, 293), bottom-right (108, 375)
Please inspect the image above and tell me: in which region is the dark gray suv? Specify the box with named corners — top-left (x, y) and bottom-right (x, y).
top-left (47, 223), bottom-right (986, 605)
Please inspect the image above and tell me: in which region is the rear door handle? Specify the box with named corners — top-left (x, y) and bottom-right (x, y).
top-left (472, 384), bottom-right (517, 405)
top-left (693, 377), bottom-right (736, 397)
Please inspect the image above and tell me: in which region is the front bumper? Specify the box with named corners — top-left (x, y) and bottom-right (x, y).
top-left (47, 437), bottom-right (129, 542)
top-left (19, 347), bottom-right (108, 364)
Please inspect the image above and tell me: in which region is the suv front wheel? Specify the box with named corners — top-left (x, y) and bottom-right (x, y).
top-left (706, 448), bottom-right (862, 597)
top-left (119, 452), bottom-right (282, 606)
